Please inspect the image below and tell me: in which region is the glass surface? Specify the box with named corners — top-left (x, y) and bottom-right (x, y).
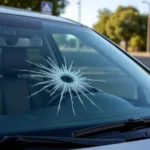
top-left (0, 13), bottom-right (149, 135)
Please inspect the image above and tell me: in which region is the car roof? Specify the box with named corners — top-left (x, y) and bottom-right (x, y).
top-left (0, 5), bottom-right (80, 25)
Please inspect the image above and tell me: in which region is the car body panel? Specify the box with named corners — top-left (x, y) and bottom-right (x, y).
top-left (0, 5), bottom-right (79, 25)
top-left (76, 139), bottom-right (150, 150)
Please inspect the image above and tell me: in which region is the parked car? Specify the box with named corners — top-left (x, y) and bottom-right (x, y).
top-left (0, 5), bottom-right (150, 149)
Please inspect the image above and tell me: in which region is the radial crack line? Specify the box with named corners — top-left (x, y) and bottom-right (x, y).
top-left (26, 60), bottom-right (53, 73)
top-left (85, 79), bottom-right (106, 82)
top-left (50, 83), bottom-right (62, 96)
top-left (28, 84), bottom-right (52, 98)
top-left (57, 85), bottom-right (66, 115)
top-left (17, 69), bottom-right (48, 76)
top-left (72, 86), bottom-right (86, 110)
top-left (68, 60), bottom-right (74, 71)
top-left (41, 56), bottom-right (60, 70)
top-left (39, 63), bottom-right (57, 73)
top-left (31, 80), bottom-right (52, 87)
top-left (47, 56), bottom-right (60, 70)
top-left (78, 89), bottom-right (104, 113)
top-left (82, 82), bottom-right (103, 92)
top-left (68, 86), bottom-right (76, 116)
top-left (80, 85), bottom-right (95, 96)
top-left (63, 56), bottom-right (68, 70)
top-left (29, 74), bottom-right (51, 78)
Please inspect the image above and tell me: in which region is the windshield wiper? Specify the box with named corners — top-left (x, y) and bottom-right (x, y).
top-left (0, 135), bottom-right (124, 149)
top-left (72, 118), bottom-right (150, 138)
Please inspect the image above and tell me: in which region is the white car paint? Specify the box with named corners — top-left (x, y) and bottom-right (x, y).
top-left (76, 139), bottom-right (150, 150)
top-left (0, 5), bottom-right (79, 25)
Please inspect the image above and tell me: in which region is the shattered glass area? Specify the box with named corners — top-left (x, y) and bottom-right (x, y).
top-left (19, 57), bottom-right (105, 115)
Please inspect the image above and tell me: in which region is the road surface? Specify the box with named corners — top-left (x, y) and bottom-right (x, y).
top-left (134, 56), bottom-right (150, 68)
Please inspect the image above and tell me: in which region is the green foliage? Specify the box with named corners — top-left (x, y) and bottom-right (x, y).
top-left (129, 35), bottom-right (144, 51)
top-left (93, 8), bottom-right (112, 37)
top-left (0, 0), bottom-right (69, 16)
top-left (106, 6), bottom-right (140, 46)
top-left (136, 14), bottom-right (147, 50)
top-left (93, 6), bottom-right (148, 51)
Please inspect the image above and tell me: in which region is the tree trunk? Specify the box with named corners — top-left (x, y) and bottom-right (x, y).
top-left (125, 41), bottom-right (128, 51)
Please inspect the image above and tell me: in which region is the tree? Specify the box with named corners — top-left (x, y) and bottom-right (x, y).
top-left (106, 6), bottom-right (140, 50)
top-left (136, 14), bottom-right (147, 51)
top-left (93, 8), bottom-right (112, 37)
top-left (129, 35), bottom-right (144, 51)
top-left (94, 6), bottom-right (147, 51)
top-left (0, 0), bottom-right (69, 16)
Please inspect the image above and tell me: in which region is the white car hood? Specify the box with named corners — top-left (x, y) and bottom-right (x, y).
top-left (75, 139), bottom-right (150, 150)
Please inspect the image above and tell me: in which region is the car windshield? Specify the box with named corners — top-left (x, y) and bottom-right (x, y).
top-left (0, 13), bottom-right (150, 136)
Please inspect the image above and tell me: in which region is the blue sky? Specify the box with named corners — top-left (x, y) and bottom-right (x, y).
top-left (61, 0), bottom-right (149, 28)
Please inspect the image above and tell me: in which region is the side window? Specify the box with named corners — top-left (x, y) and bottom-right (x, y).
top-left (52, 33), bottom-right (138, 101)
top-left (52, 33), bottom-right (121, 71)
top-left (53, 34), bottom-right (95, 52)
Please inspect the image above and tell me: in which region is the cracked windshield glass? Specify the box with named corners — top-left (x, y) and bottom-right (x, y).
top-left (0, 13), bottom-right (150, 135)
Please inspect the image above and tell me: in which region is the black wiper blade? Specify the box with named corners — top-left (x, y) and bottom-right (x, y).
top-left (0, 135), bottom-right (124, 148)
top-left (73, 118), bottom-right (150, 138)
